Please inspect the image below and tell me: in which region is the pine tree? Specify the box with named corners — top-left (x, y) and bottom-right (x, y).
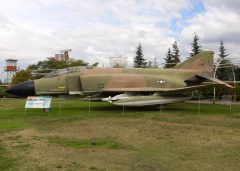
top-left (216, 40), bottom-right (230, 80)
top-left (172, 41), bottom-right (180, 66)
top-left (134, 43), bottom-right (147, 68)
top-left (190, 33), bottom-right (201, 57)
top-left (218, 40), bottom-right (229, 61)
top-left (164, 48), bottom-right (174, 68)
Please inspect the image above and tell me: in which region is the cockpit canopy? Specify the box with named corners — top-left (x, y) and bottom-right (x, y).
top-left (42, 66), bottom-right (93, 78)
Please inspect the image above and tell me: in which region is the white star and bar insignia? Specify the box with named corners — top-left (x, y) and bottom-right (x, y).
top-left (156, 80), bottom-right (166, 84)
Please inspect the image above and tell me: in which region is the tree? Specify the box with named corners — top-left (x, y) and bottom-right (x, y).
top-left (218, 40), bottom-right (229, 61)
top-left (134, 43), bottom-right (147, 68)
top-left (216, 40), bottom-right (230, 80)
top-left (152, 57), bottom-right (159, 68)
top-left (164, 48), bottom-right (174, 68)
top-left (11, 69), bottom-right (32, 85)
top-left (28, 57), bottom-right (89, 71)
top-left (92, 62), bottom-right (99, 67)
top-left (147, 61), bottom-right (153, 68)
top-left (27, 57), bottom-right (91, 79)
top-left (146, 59), bottom-right (159, 68)
top-left (172, 41), bottom-right (180, 66)
top-left (68, 59), bottom-right (88, 67)
top-left (0, 86), bottom-right (9, 97)
top-left (190, 33), bottom-right (201, 57)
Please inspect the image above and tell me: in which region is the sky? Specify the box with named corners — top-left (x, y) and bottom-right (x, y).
top-left (0, 0), bottom-right (240, 78)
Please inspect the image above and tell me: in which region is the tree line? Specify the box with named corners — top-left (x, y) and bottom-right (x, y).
top-left (11, 57), bottom-right (99, 85)
top-left (133, 33), bottom-right (233, 81)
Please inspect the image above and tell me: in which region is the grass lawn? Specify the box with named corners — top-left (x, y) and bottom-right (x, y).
top-left (0, 98), bottom-right (240, 171)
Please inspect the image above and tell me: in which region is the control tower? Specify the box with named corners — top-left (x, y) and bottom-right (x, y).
top-left (4, 59), bottom-right (19, 83)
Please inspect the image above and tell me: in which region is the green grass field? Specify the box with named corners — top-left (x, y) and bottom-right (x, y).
top-left (0, 98), bottom-right (240, 171)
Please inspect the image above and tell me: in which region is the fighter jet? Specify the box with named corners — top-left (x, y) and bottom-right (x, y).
top-left (6, 51), bottom-right (232, 106)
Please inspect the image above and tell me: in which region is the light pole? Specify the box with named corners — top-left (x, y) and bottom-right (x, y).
top-left (213, 59), bottom-right (236, 103)
top-left (213, 59), bottom-right (223, 104)
top-left (231, 64), bottom-right (236, 101)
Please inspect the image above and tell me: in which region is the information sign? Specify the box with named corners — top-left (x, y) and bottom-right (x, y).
top-left (25, 96), bottom-right (52, 109)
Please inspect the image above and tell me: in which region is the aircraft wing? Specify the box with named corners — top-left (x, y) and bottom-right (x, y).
top-left (102, 85), bottom-right (212, 106)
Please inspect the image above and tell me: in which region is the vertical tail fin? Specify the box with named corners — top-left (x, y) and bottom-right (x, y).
top-left (175, 51), bottom-right (214, 74)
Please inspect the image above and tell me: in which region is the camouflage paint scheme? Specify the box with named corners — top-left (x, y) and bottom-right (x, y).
top-left (30, 51), bottom-right (232, 106)
top-left (6, 51), bottom-right (232, 106)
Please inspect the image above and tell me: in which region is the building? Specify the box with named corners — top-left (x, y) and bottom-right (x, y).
top-left (55, 53), bottom-right (67, 62)
top-left (55, 49), bottom-right (72, 62)
top-left (109, 57), bottom-right (128, 68)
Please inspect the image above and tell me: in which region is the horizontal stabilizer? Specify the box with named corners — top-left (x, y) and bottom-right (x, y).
top-left (196, 73), bottom-right (233, 88)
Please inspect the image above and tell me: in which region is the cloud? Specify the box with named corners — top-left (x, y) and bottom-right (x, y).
top-left (0, 0), bottom-right (192, 70)
top-left (0, 0), bottom-right (240, 76)
top-left (179, 1), bottom-right (240, 63)
top-left (203, 0), bottom-right (240, 13)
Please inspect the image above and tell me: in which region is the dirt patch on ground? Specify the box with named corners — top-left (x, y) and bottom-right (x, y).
top-left (1, 116), bottom-right (240, 171)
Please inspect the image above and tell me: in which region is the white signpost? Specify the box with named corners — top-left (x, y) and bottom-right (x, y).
top-left (25, 96), bottom-right (52, 116)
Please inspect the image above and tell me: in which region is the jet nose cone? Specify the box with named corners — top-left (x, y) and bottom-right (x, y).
top-left (6, 80), bottom-right (35, 97)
